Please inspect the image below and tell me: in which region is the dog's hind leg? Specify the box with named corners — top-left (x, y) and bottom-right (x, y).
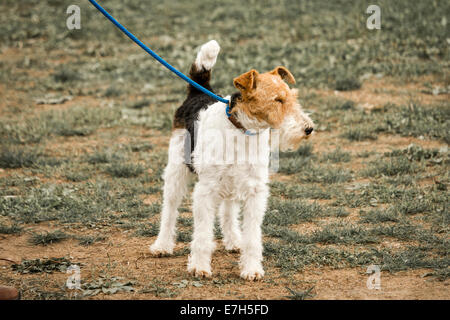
top-left (218, 200), bottom-right (242, 251)
top-left (150, 130), bottom-right (191, 255)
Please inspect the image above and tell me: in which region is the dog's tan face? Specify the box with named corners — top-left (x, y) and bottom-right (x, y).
top-left (233, 67), bottom-right (315, 151)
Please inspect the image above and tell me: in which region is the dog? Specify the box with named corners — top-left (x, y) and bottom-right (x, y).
top-left (150, 40), bottom-right (314, 280)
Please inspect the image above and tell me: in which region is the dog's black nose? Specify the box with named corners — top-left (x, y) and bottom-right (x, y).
top-left (305, 127), bottom-right (313, 135)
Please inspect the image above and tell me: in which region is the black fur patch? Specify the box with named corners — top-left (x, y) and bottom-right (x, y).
top-left (175, 93), bottom-right (218, 172)
top-left (173, 64), bottom-right (220, 172)
top-left (229, 92), bottom-right (242, 113)
top-left (173, 65), bottom-right (242, 172)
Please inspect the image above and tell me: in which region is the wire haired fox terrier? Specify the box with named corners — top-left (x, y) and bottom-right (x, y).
top-left (150, 40), bottom-right (314, 280)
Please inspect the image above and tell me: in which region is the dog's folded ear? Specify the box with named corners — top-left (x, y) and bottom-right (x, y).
top-left (233, 69), bottom-right (258, 93)
top-left (270, 66), bottom-right (296, 84)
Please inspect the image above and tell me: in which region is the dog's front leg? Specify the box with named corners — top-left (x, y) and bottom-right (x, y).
top-left (240, 183), bottom-right (269, 281)
top-left (187, 180), bottom-right (219, 278)
top-left (219, 199), bottom-right (242, 251)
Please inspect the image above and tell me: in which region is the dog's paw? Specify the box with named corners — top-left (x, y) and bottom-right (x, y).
top-left (187, 265), bottom-right (212, 278)
top-left (240, 269), bottom-right (264, 281)
top-left (195, 40), bottom-right (220, 71)
top-left (223, 240), bottom-right (241, 253)
top-left (224, 245), bottom-right (240, 253)
top-left (149, 242), bottom-right (174, 256)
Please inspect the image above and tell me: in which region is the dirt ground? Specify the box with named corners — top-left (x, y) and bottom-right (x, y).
top-left (1, 223), bottom-right (448, 300)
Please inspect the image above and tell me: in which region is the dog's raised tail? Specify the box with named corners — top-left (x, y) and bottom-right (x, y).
top-left (187, 40), bottom-right (220, 95)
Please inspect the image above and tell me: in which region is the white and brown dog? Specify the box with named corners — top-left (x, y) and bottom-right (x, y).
top-left (150, 40), bottom-right (314, 280)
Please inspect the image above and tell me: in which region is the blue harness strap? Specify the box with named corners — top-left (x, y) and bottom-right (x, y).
top-left (88, 0), bottom-right (230, 106)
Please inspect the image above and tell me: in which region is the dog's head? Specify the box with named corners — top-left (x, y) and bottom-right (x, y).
top-left (232, 67), bottom-right (314, 151)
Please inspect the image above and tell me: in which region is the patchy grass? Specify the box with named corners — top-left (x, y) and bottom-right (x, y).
top-left (270, 181), bottom-right (333, 200)
top-left (363, 156), bottom-right (419, 177)
top-left (278, 157), bottom-right (312, 175)
top-left (81, 275), bottom-right (136, 297)
top-left (341, 127), bottom-right (378, 141)
top-left (52, 69), bottom-right (81, 83)
top-left (0, 223), bottom-right (23, 234)
top-left (265, 198), bottom-right (324, 226)
top-left (65, 171), bottom-right (90, 182)
top-left (359, 209), bottom-right (401, 224)
top-left (284, 286), bottom-right (315, 300)
top-left (0, 106), bottom-right (121, 145)
top-left (87, 152), bottom-right (114, 165)
top-left (0, 146), bottom-right (60, 169)
top-left (29, 230), bottom-right (70, 246)
top-left (384, 103), bottom-right (450, 143)
top-left (76, 235), bottom-right (107, 246)
top-left (335, 77), bottom-right (362, 91)
top-left (105, 162), bottom-right (145, 178)
top-left (0, 146), bottom-right (41, 168)
top-left (176, 230), bottom-right (192, 243)
top-left (139, 279), bottom-right (179, 298)
top-left (321, 148), bottom-right (351, 163)
top-left (134, 223), bottom-right (160, 237)
top-left (298, 165), bottom-right (353, 184)
top-left (308, 223), bottom-right (378, 245)
top-left (11, 257), bottom-right (75, 274)
top-left (280, 143), bottom-right (314, 158)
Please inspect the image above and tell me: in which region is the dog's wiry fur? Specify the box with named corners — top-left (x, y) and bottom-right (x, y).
top-left (150, 40), bottom-right (314, 280)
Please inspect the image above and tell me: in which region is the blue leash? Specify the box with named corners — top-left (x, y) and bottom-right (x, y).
top-left (88, 0), bottom-right (230, 107)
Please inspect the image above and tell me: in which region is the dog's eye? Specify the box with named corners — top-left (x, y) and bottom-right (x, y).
top-left (275, 98), bottom-right (284, 104)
